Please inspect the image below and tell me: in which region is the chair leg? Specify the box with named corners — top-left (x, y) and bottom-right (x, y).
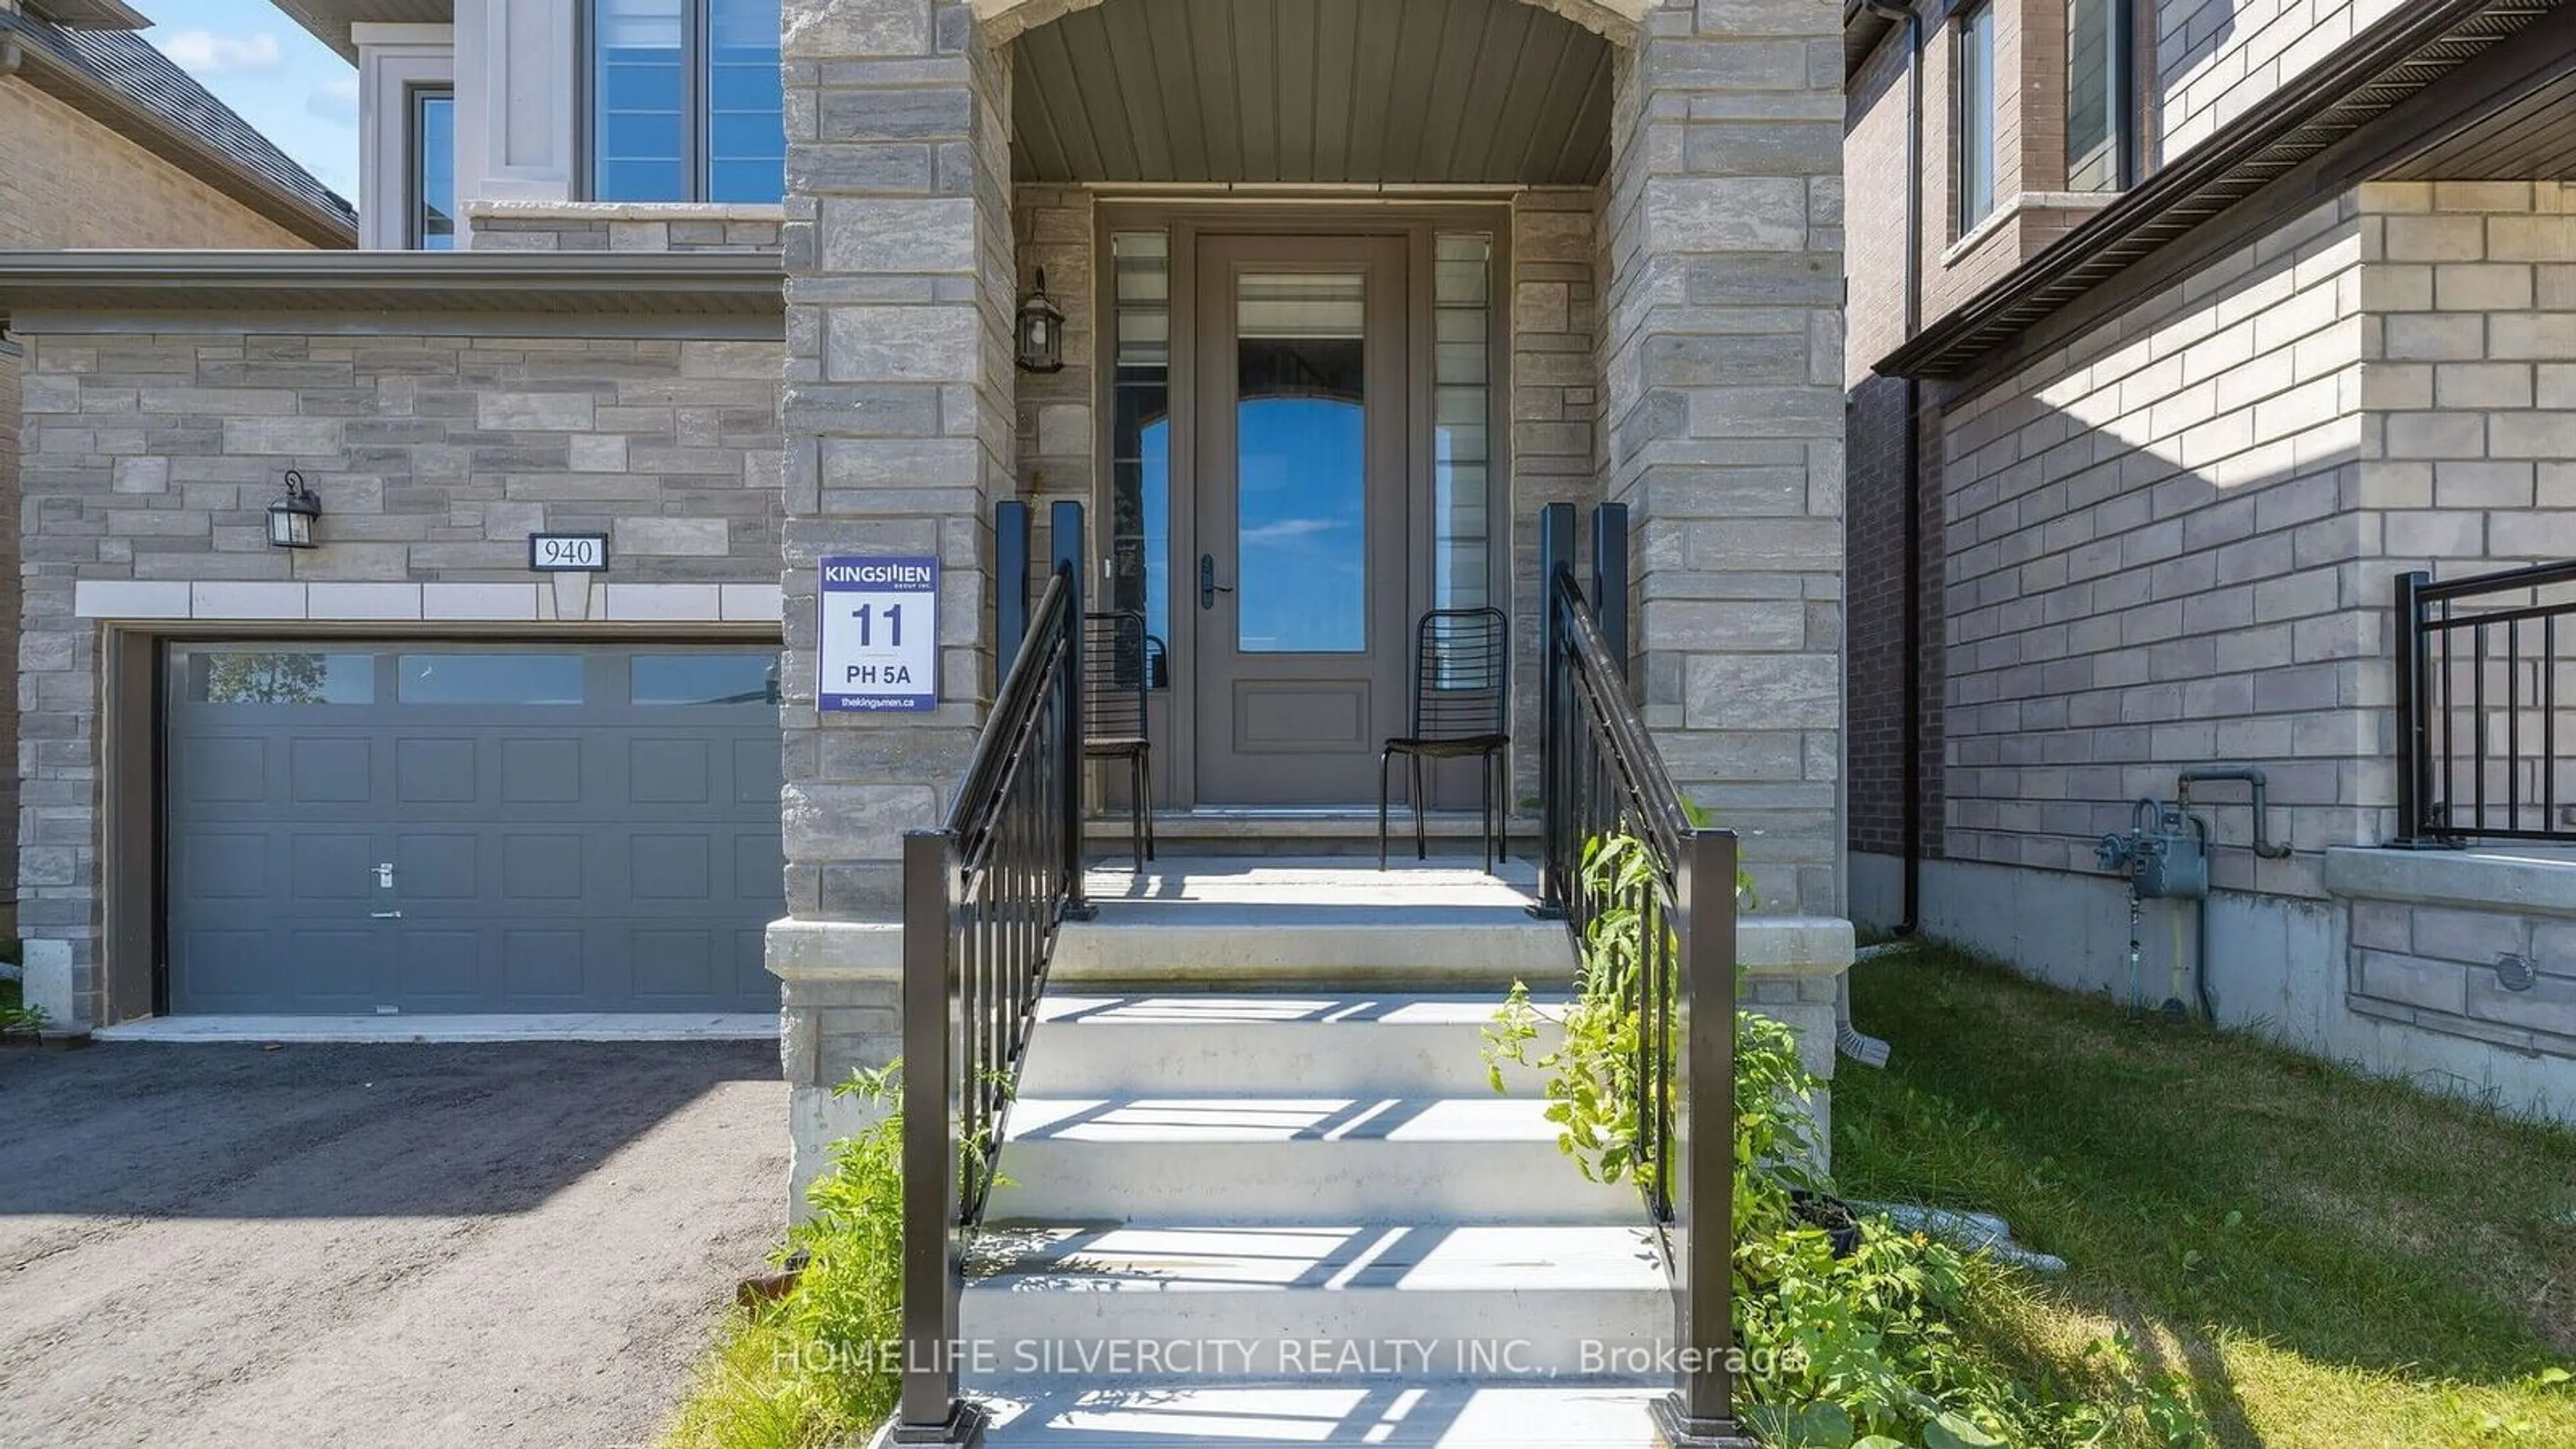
top-left (1129, 753), bottom-right (1146, 874)
top-left (1142, 746), bottom-right (1156, 862)
top-left (1412, 755), bottom-right (1428, 861)
top-left (1479, 751), bottom-right (1495, 875)
top-left (1377, 749), bottom-right (1395, 871)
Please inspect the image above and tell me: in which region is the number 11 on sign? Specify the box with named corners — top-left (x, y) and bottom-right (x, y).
top-left (848, 604), bottom-right (902, 648)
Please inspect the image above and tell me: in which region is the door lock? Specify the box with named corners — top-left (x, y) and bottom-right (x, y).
top-left (1199, 553), bottom-right (1233, 610)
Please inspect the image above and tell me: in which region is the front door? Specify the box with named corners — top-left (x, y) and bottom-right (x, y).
top-left (1190, 234), bottom-right (1411, 804)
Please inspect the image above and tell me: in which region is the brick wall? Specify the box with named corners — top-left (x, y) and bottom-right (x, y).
top-left (2155, 0), bottom-right (2405, 163)
top-left (1937, 195), bottom-right (2369, 898)
top-left (0, 80), bottom-right (313, 252)
top-left (15, 327), bottom-right (784, 1022)
top-left (1845, 374), bottom-right (1947, 865)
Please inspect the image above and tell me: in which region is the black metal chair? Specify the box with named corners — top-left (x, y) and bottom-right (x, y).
top-left (1082, 610), bottom-right (1157, 871)
top-left (1379, 606), bottom-right (1509, 872)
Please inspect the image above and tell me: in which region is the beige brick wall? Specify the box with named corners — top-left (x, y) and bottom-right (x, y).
top-left (1939, 195), bottom-right (2371, 898)
top-left (2155, 0), bottom-right (2405, 164)
top-left (2357, 180), bottom-right (2576, 839)
top-left (0, 80), bottom-right (313, 251)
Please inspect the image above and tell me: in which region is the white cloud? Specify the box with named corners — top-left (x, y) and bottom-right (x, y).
top-left (305, 75), bottom-right (359, 123)
top-left (158, 30), bottom-right (284, 76)
top-left (1240, 518), bottom-right (1348, 545)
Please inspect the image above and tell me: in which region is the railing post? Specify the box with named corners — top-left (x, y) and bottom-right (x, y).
top-left (1591, 501), bottom-right (1629, 673)
top-left (1651, 826), bottom-right (1755, 1449)
top-left (1051, 500), bottom-right (1093, 920)
top-left (1535, 502), bottom-right (1577, 916)
top-left (897, 827), bottom-right (986, 1448)
top-left (2393, 569), bottom-right (2432, 847)
top-left (996, 501), bottom-right (1031, 667)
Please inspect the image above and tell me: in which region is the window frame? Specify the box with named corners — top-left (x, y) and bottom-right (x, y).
top-left (407, 83), bottom-right (457, 251)
top-left (584, 0), bottom-right (782, 204)
top-left (1954, 0), bottom-right (1998, 234)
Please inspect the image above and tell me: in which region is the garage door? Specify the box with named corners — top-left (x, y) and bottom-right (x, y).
top-left (166, 643), bottom-right (786, 1015)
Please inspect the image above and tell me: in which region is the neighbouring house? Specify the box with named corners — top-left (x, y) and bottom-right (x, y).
top-left (0, 0), bottom-right (1856, 1214)
top-left (1844, 0), bottom-right (2576, 1118)
top-left (0, 0), bottom-right (354, 967)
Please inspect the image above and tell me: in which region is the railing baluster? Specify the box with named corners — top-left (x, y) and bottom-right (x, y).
top-left (896, 502), bottom-right (1091, 1444)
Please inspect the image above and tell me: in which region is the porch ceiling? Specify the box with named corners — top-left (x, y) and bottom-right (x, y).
top-left (1010, 0), bottom-right (1613, 187)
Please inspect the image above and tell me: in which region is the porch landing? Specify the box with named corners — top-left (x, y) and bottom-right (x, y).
top-left (1054, 857), bottom-right (1569, 988)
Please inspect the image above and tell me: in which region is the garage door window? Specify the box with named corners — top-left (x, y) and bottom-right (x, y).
top-left (180, 649), bottom-right (374, 705)
top-left (631, 653), bottom-right (779, 706)
top-left (397, 653), bottom-right (586, 705)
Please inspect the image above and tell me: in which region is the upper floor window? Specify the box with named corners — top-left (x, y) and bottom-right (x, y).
top-left (591, 0), bottom-right (784, 203)
top-left (2066, 0), bottom-right (2135, 191)
top-left (411, 89), bottom-right (457, 250)
top-left (1955, 1), bottom-right (1997, 231)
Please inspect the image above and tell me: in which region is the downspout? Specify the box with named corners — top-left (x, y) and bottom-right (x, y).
top-left (1843, 0), bottom-right (1921, 1071)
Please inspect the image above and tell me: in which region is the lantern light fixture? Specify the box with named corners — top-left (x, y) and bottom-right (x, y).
top-left (1016, 268), bottom-right (1065, 374)
top-left (267, 469), bottom-right (321, 549)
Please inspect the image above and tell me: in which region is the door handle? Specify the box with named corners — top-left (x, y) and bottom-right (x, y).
top-left (1199, 553), bottom-right (1232, 610)
top-left (375, 861), bottom-right (396, 890)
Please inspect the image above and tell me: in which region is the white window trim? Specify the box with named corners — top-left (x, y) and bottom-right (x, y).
top-left (354, 25), bottom-right (458, 250)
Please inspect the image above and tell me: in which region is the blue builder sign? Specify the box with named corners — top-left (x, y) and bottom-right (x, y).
top-left (818, 555), bottom-right (938, 712)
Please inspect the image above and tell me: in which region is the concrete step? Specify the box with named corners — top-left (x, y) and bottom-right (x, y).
top-left (1051, 857), bottom-right (1575, 989)
top-left (986, 1097), bottom-right (1635, 1224)
top-left (976, 1381), bottom-right (1666, 1447)
top-left (961, 1222), bottom-right (1668, 1377)
top-left (1015, 994), bottom-right (1566, 1098)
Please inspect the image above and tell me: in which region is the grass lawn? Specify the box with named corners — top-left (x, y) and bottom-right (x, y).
top-left (1833, 942), bottom-right (2576, 1448)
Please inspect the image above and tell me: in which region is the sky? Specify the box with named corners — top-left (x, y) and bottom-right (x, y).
top-left (129, 1), bottom-right (360, 203)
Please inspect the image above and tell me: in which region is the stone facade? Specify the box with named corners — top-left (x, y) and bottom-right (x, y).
top-left (466, 202), bottom-right (788, 253)
top-left (14, 326), bottom-right (784, 1024)
top-left (766, 0), bottom-right (1853, 1206)
top-left (1509, 186), bottom-right (1603, 804)
top-left (0, 72), bottom-right (340, 935)
top-left (1603, 0), bottom-right (1849, 916)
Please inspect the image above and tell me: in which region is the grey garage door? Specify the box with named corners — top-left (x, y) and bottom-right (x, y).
top-left (166, 643), bottom-right (786, 1015)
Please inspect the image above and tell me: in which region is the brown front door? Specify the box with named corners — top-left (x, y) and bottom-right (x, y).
top-left (1189, 234), bottom-right (1411, 805)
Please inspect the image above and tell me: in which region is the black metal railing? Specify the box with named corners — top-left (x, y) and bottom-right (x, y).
top-left (2396, 561), bottom-right (2576, 847)
top-left (1533, 501), bottom-right (1747, 1447)
top-left (895, 500), bottom-right (1089, 1445)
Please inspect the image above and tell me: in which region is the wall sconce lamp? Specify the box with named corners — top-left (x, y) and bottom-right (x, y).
top-left (267, 470), bottom-right (321, 549)
top-left (1016, 269), bottom-right (1065, 374)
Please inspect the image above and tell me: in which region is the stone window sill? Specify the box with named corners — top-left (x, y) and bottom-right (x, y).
top-left (1941, 190), bottom-right (2120, 270)
top-left (462, 201), bottom-right (788, 223)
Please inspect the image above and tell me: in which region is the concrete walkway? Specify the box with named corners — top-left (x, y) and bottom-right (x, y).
top-left (0, 1039), bottom-right (785, 1449)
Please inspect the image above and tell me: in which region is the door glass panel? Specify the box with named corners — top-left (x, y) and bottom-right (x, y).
top-left (631, 652), bottom-right (780, 705)
top-left (396, 653), bottom-right (585, 705)
top-left (1110, 231), bottom-right (1172, 653)
top-left (1236, 270), bottom-right (1365, 655)
top-left (1433, 233), bottom-right (1493, 610)
top-left (179, 649), bottom-right (374, 705)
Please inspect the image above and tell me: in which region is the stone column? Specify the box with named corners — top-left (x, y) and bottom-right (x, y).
top-left (771, 0), bottom-right (1017, 1213)
top-left (1599, 0), bottom-right (1847, 916)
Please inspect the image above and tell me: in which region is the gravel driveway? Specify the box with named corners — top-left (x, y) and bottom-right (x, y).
top-left (0, 1040), bottom-right (787, 1449)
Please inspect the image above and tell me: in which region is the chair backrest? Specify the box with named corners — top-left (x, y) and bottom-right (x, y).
top-left (1410, 607), bottom-right (1508, 741)
top-left (1082, 610), bottom-right (1151, 741)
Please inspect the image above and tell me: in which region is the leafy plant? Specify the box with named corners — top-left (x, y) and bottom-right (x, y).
top-left (1487, 830), bottom-right (2205, 1449)
top-left (0, 1000), bottom-right (45, 1036)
